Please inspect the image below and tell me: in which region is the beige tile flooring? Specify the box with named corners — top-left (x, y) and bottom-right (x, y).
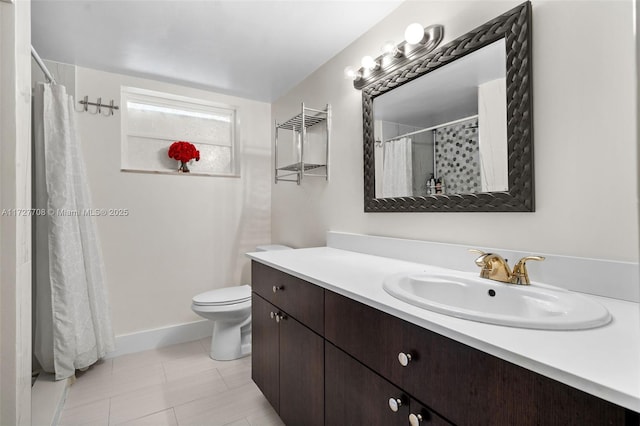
top-left (58, 338), bottom-right (284, 426)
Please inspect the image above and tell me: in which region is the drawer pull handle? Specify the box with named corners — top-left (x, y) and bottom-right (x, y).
top-left (272, 285), bottom-right (283, 293)
top-left (388, 397), bottom-right (403, 412)
top-left (398, 352), bottom-right (412, 367)
top-left (270, 311), bottom-right (285, 322)
top-left (275, 313), bottom-right (285, 323)
top-left (409, 413), bottom-right (423, 426)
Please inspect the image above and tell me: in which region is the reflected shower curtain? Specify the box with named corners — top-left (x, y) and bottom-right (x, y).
top-left (33, 84), bottom-right (115, 380)
top-left (381, 137), bottom-right (413, 197)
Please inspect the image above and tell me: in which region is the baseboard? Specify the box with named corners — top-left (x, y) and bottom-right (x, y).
top-left (105, 320), bottom-right (212, 359)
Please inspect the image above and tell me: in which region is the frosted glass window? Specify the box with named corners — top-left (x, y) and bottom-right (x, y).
top-left (121, 87), bottom-right (239, 176)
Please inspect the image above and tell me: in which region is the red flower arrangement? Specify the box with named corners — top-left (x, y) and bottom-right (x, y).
top-left (168, 141), bottom-right (200, 173)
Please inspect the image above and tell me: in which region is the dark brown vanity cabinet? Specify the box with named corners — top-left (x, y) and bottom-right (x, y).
top-left (251, 262), bottom-right (324, 426)
top-left (252, 262), bottom-right (637, 426)
top-left (325, 290), bottom-right (633, 426)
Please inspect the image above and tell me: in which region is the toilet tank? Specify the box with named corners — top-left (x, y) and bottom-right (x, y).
top-left (255, 244), bottom-right (293, 252)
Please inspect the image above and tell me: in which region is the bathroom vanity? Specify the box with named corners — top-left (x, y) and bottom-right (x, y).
top-left (249, 241), bottom-right (640, 425)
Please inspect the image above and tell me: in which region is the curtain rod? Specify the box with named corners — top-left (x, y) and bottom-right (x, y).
top-left (31, 46), bottom-right (56, 84)
top-left (383, 114), bottom-right (479, 143)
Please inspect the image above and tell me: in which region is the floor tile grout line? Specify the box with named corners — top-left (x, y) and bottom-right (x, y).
top-left (107, 397), bottom-right (112, 426)
top-left (170, 407), bottom-right (179, 426)
top-left (215, 367), bottom-right (230, 390)
top-left (160, 359), bottom-right (169, 383)
top-left (112, 407), bottom-right (177, 426)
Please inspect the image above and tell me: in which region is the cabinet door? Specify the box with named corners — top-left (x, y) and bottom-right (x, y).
top-left (252, 261), bottom-right (324, 334)
top-left (325, 342), bottom-right (408, 426)
top-left (279, 313), bottom-right (324, 426)
top-left (251, 293), bottom-right (280, 412)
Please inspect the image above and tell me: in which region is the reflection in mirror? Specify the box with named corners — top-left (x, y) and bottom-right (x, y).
top-left (373, 39), bottom-right (507, 198)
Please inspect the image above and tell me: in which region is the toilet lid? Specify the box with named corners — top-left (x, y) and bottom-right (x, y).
top-left (192, 285), bottom-right (251, 306)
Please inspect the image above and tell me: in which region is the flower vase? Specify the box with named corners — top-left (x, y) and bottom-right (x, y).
top-left (178, 161), bottom-right (190, 173)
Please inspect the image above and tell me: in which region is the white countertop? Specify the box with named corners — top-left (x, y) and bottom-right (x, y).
top-left (247, 246), bottom-right (640, 412)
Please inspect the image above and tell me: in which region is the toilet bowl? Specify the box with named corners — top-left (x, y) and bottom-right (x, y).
top-left (191, 244), bottom-right (292, 361)
top-left (192, 285), bottom-right (252, 360)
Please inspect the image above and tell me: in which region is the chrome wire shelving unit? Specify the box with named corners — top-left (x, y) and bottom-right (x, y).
top-left (275, 103), bottom-right (331, 184)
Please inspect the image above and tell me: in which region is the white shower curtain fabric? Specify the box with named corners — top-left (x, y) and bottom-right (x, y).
top-left (381, 137), bottom-right (413, 198)
top-left (33, 83), bottom-right (115, 380)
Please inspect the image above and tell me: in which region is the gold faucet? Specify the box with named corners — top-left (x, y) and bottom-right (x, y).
top-left (469, 249), bottom-right (545, 285)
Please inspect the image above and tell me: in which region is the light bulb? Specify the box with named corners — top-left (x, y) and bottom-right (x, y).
top-left (381, 41), bottom-right (396, 56)
top-left (361, 55), bottom-right (378, 71)
top-left (405, 23), bottom-right (425, 44)
top-left (343, 66), bottom-right (357, 80)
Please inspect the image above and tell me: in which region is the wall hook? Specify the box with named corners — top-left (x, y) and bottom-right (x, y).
top-left (102, 100), bottom-right (115, 116)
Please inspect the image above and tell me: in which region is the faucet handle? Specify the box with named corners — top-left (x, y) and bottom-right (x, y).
top-left (469, 249), bottom-right (512, 282)
top-left (468, 248), bottom-right (487, 255)
top-left (511, 256), bottom-right (545, 285)
top-left (468, 248), bottom-right (489, 267)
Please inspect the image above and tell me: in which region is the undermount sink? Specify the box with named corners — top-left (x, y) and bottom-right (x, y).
top-left (383, 271), bottom-right (612, 330)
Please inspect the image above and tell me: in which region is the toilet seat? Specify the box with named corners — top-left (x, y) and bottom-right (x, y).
top-left (192, 285), bottom-right (251, 306)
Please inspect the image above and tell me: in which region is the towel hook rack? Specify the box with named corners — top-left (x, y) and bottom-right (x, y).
top-left (78, 96), bottom-right (119, 116)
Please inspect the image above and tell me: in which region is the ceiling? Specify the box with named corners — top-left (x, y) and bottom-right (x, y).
top-left (31, 0), bottom-right (403, 102)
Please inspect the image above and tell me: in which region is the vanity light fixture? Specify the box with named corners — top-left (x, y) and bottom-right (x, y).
top-left (343, 23), bottom-right (444, 89)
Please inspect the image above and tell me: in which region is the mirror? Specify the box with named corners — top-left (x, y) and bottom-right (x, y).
top-left (374, 39), bottom-right (507, 198)
top-left (363, 2), bottom-right (533, 212)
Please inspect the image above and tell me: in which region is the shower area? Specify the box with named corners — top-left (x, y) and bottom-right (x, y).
top-left (375, 116), bottom-right (480, 198)
top-left (30, 47), bottom-right (115, 423)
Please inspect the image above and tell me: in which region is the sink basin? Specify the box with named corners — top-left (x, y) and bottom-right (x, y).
top-left (383, 272), bottom-right (611, 330)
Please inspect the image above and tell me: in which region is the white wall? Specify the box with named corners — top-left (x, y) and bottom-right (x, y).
top-left (0, 0), bottom-right (32, 424)
top-left (73, 67), bottom-right (272, 336)
top-left (272, 0), bottom-right (639, 269)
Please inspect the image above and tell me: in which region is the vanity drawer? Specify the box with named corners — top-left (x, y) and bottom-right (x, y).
top-left (325, 290), bottom-right (405, 385)
top-left (326, 342), bottom-right (410, 426)
top-left (252, 261), bottom-right (324, 335)
top-left (325, 341), bottom-right (451, 426)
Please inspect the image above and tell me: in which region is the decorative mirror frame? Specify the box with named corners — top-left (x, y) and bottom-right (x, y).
top-left (363, 1), bottom-right (533, 212)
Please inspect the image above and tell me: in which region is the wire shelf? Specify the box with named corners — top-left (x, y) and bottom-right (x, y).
top-left (277, 111), bottom-right (327, 131)
top-left (277, 163), bottom-right (326, 172)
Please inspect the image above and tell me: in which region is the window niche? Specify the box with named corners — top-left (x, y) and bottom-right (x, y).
top-left (121, 87), bottom-right (240, 177)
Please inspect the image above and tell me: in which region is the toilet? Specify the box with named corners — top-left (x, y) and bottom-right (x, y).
top-left (191, 244), bottom-right (292, 361)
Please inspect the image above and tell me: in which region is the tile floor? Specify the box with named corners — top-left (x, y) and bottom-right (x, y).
top-left (58, 338), bottom-right (284, 426)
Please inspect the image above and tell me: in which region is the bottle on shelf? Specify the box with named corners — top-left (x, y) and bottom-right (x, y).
top-left (435, 178), bottom-right (442, 194)
top-left (426, 173), bottom-right (435, 195)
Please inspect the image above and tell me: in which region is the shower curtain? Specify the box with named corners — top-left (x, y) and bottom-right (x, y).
top-left (33, 83), bottom-right (115, 380)
top-left (381, 137), bottom-right (413, 197)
